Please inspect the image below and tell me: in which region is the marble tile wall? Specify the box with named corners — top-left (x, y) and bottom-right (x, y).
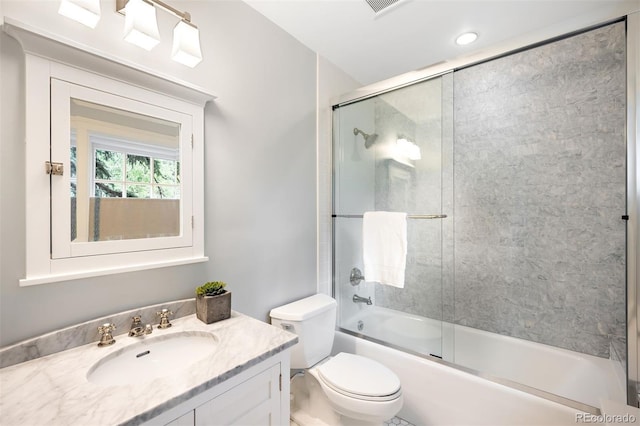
top-left (452, 22), bottom-right (626, 357)
top-left (441, 73), bottom-right (455, 325)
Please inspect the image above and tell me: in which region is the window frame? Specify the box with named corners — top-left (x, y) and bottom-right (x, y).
top-left (51, 77), bottom-right (194, 259)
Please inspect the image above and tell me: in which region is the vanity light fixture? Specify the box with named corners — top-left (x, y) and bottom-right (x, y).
top-left (123, 0), bottom-right (161, 51)
top-left (456, 32), bottom-right (478, 46)
top-left (397, 137), bottom-right (421, 160)
top-left (172, 19), bottom-right (203, 67)
top-left (117, 0), bottom-right (203, 67)
top-left (58, 0), bottom-right (101, 29)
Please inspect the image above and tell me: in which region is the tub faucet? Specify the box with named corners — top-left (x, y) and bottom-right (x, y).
top-left (353, 294), bottom-right (372, 305)
top-left (129, 316), bottom-right (153, 337)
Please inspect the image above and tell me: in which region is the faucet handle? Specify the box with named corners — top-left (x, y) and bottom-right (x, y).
top-left (156, 309), bottom-right (173, 329)
top-left (97, 323), bottom-right (116, 347)
top-left (98, 323), bottom-right (116, 333)
top-left (131, 315), bottom-right (142, 325)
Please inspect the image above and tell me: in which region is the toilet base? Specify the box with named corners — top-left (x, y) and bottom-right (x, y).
top-left (290, 372), bottom-right (389, 426)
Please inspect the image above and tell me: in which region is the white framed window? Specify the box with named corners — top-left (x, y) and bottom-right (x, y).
top-left (89, 135), bottom-right (181, 200)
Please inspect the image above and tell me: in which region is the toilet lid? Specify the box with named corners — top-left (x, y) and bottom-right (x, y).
top-left (317, 353), bottom-right (401, 398)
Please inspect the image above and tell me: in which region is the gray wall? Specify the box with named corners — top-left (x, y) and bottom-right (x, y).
top-left (0, 0), bottom-right (319, 346)
top-left (453, 22), bottom-right (626, 357)
top-left (202, 1), bottom-right (318, 322)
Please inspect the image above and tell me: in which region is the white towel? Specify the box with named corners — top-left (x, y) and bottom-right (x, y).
top-left (362, 211), bottom-right (408, 288)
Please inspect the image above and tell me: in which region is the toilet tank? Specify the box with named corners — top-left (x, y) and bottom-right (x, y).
top-left (270, 294), bottom-right (337, 369)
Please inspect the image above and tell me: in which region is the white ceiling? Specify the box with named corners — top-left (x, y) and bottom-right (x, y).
top-left (243, 0), bottom-right (638, 85)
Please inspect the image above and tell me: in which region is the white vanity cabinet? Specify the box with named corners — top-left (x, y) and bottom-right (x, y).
top-left (147, 351), bottom-right (290, 426)
top-left (194, 364), bottom-right (281, 425)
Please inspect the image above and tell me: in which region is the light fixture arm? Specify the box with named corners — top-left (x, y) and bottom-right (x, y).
top-left (116, 0), bottom-right (192, 23)
top-left (151, 0), bottom-right (191, 22)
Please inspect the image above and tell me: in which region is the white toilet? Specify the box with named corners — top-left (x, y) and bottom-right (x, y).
top-left (270, 294), bottom-right (403, 426)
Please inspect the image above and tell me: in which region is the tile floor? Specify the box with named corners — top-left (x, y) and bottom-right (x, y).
top-left (384, 416), bottom-right (415, 426)
top-left (292, 415), bottom-right (414, 426)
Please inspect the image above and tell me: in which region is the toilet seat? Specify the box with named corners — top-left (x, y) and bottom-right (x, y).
top-left (316, 353), bottom-right (402, 402)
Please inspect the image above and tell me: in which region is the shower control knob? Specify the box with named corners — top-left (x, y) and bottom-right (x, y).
top-left (350, 268), bottom-right (365, 286)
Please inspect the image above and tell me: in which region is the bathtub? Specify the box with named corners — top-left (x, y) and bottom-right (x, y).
top-left (340, 307), bottom-right (625, 411)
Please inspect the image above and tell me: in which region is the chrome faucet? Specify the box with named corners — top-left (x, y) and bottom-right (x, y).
top-left (353, 294), bottom-right (372, 305)
top-left (128, 316), bottom-right (153, 337)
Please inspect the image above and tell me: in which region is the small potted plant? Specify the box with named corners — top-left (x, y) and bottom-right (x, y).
top-left (196, 281), bottom-right (231, 324)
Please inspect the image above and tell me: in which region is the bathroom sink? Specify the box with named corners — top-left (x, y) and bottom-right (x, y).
top-left (87, 331), bottom-right (218, 386)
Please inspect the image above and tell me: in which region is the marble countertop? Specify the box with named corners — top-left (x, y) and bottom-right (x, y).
top-left (0, 312), bottom-right (297, 426)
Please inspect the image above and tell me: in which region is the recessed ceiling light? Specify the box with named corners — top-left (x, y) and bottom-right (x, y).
top-left (456, 32), bottom-right (478, 46)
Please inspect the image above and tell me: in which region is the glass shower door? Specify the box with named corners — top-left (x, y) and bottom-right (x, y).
top-left (332, 73), bottom-right (454, 360)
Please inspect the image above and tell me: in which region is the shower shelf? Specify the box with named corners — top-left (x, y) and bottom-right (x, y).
top-left (332, 214), bottom-right (447, 219)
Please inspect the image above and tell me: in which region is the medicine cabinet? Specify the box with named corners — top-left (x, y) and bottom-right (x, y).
top-left (3, 19), bottom-right (215, 285)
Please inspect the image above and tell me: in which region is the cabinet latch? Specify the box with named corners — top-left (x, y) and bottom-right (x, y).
top-left (45, 161), bottom-right (64, 176)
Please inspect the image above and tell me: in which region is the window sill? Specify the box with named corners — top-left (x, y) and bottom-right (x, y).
top-left (19, 256), bottom-right (209, 287)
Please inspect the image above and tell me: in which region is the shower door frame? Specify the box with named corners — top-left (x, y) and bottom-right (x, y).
top-left (626, 11), bottom-right (639, 409)
top-left (330, 13), bottom-right (640, 409)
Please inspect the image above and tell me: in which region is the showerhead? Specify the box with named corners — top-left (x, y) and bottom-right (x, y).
top-left (353, 127), bottom-right (378, 149)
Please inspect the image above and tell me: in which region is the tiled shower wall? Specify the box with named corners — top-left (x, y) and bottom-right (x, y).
top-left (452, 22), bottom-right (626, 358)
top-left (373, 22), bottom-right (626, 358)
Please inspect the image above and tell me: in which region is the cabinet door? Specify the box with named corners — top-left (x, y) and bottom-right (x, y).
top-left (195, 364), bottom-right (281, 426)
top-left (166, 410), bottom-right (194, 426)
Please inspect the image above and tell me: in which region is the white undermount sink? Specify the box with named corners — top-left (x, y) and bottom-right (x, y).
top-left (87, 331), bottom-right (218, 386)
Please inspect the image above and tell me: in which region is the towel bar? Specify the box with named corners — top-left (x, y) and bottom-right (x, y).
top-left (332, 214), bottom-right (447, 219)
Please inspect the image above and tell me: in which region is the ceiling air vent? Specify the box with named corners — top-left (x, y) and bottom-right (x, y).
top-left (365, 0), bottom-right (403, 14)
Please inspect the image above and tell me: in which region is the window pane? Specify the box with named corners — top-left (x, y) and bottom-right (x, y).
top-left (95, 150), bottom-right (123, 180)
top-left (70, 146), bottom-right (77, 178)
top-left (153, 159), bottom-right (178, 184)
top-left (70, 147), bottom-right (77, 198)
top-left (153, 185), bottom-right (179, 199)
top-left (127, 155), bottom-right (151, 183)
top-left (126, 184), bottom-right (151, 199)
top-left (95, 182), bottom-right (123, 198)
